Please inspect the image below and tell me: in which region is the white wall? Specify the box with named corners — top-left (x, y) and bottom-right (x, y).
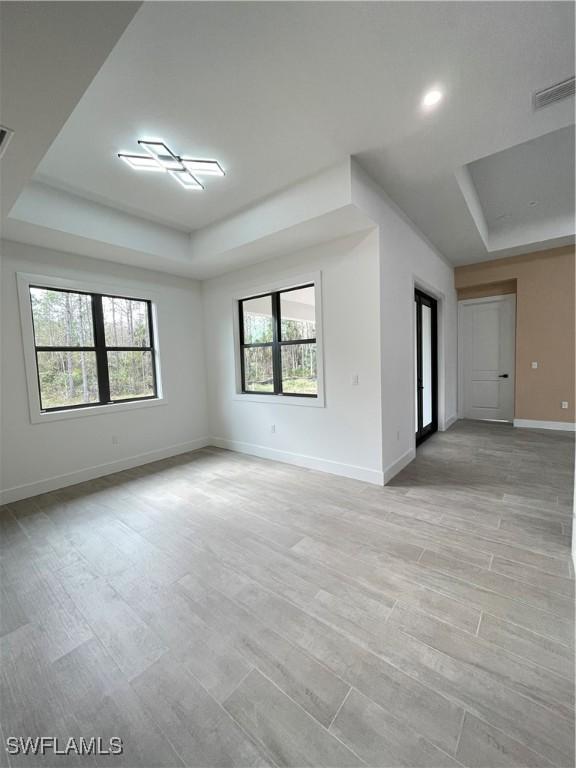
top-left (199, 161), bottom-right (457, 487)
top-left (188, 162), bottom-right (355, 274)
top-left (10, 182), bottom-right (190, 264)
top-left (202, 230), bottom-right (384, 484)
top-left (0, 240), bottom-right (208, 502)
top-left (351, 163), bottom-right (458, 478)
top-left (1, 162), bottom-right (458, 500)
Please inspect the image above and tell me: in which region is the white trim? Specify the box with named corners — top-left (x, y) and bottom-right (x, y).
top-left (26, 396), bottom-right (168, 424)
top-left (573, 538), bottom-right (576, 573)
top-left (16, 272), bottom-right (165, 424)
top-left (572, 460), bottom-right (576, 567)
top-left (210, 437), bottom-right (384, 485)
top-left (231, 270), bottom-right (325, 407)
top-left (0, 438), bottom-right (210, 504)
top-left (383, 447), bottom-right (415, 484)
top-left (458, 294), bottom-right (516, 307)
top-left (16, 270), bottom-right (164, 303)
top-left (234, 270), bottom-right (322, 302)
top-left (411, 275), bottom-right (448, 438)
top-left (513, 419), bottom-right (576, 432)
top-left (231, 393), bottom-right (324, 407)
top-left (440, 414), bottom-right (458, 431)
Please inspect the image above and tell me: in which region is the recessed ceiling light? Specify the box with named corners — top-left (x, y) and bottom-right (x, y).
top-left (528, 200), bottom-right (539, 207)
top-left (496, 213), bottom-right (511, 221)
top-left (422, 88), bottom-right (444, 109)
top-left (118, 139), bottom-right (225, 191)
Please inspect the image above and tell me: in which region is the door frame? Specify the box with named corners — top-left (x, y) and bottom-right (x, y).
top-left (415, 288), bottom-right (438, 445)
top-left (457, 294), bottom-right (516, 421)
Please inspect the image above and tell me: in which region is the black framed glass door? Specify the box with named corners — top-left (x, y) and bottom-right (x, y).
top-left (415, 289), bottom-right (438, 445)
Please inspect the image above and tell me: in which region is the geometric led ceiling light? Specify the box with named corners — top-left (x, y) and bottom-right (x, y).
top-left (118, 140), bottom-right (225, 191)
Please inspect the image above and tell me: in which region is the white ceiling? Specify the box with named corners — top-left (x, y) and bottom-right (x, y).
top-left (0, 0), bottom-right (140, 219)
top-left (6, 1), bottom-right (576, 267)
top-left (466, 125), bottom-right (575, 248)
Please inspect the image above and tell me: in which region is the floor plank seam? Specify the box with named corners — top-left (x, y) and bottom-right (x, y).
top-left (225, 667), bottom-right (368, 767)
top-left (382, 621), bottom-right (575, 725)
top-left (174, 553), bottom-right (472, 755)
top-left (479, 608), bottom-right (574, 651)
top-left (474, 612), bottom-right (483, 637)
top-left (290, 533), bottom-right (572, 638)
top-left (453, 708), bottom-right (468, 762)
top-left (171, 568), bottom-right (358, 703)
top-left (185, 551), bottom-right (469, 732)
top-left (326, 686), bottom-right (353, 732)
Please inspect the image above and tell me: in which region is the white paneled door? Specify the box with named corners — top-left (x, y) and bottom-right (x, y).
top-left (459, 295), bottom-right (516, 421)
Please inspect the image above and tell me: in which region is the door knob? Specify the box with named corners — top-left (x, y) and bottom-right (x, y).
top-left (498, 374), bottom-right (509, 378)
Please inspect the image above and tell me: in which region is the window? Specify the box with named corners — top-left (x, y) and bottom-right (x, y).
top-left (29, 286), bottom-right (157, 412)
top-left (239, 284), bottom-right (317, 397)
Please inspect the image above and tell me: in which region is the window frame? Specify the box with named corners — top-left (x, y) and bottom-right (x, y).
top-left (17, 273), bottom-right (165, 423)
top-left (234, 274), bottom-right (324, 407)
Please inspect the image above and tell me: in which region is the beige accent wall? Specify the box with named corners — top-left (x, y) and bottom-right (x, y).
top-left (455, 245), bottom-right (575, 423)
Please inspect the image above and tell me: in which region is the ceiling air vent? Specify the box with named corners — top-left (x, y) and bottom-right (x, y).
top-left (533, 76), bottom-right (575, 110)
top-left (0, 125), bottom-right (14, 159)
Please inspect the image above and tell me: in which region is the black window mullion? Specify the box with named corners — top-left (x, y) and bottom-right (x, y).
top-left (35, 346), bottom-right (96, 352)
top-left (105, 346), bottom-right (153, 352)
top-left (278, 338), bottom-right (316, 346)
top-left (147, 299), bottom-right (158, 399)
top-left (238, 299), bottom-right (246, 348)
top-left (271, 292), bottom-right (282, 394)
top-left (34, 348), bottom-right (46, 411)
top-left (239, 299), bottom-right (247, 392)
top-left (92, 294), bottom-right (111, 404)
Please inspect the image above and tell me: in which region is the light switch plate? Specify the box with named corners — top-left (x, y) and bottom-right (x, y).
top-left (561, 401), bottom-right (569, 409)
top-left (531, 361), bottom-right (538, 369)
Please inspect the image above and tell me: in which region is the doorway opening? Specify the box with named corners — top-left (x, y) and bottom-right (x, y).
top-left (415, 289), bottom-right (438, 445)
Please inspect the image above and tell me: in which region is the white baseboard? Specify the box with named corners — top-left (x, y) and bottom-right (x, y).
top-left (440, 414), bottom-right (458, 431)
top-left (210, 437), bottom-right (384, 485)
top-left (383, 447), bottom-right (416, 484)
top-left (0, 437), bottom-right (211, 504)
top-left (513, 419), bottom-right (576, 432)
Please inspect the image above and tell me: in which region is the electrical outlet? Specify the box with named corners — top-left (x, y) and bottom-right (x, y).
top-left (561, 401), bottom-right (569, 410)
top-left (271, 424), bottom-right (276, 433)
top-left (111, 435), bottom-right (119, 445)
top-left (396, 430), bottom-right (400, 441)
top-left (531, 361), bottom-right (538, 369)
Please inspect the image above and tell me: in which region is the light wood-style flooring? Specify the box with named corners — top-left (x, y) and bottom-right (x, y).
top-left (1, 420), bottom-right (574, 767)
